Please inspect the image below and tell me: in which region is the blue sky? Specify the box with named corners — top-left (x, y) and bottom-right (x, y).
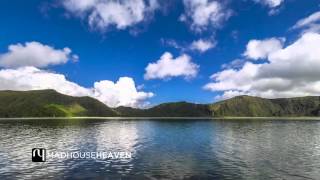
top-left (0, 0), bottom-right (320, 107)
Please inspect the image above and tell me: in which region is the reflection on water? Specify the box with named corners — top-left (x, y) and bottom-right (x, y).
top-left (1, 119), bottom-right (320, 179)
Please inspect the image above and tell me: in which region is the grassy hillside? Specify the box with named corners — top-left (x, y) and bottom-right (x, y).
top-left (117, 96), bottom-right (320, 117)
top-left (0, 89), bottom-right (117, 117)
top-left (115, 102), bottom-right (212, 117)
top-left (270, 96), bottom-right (320, 116)
top-left (0, 90), bottom-right (320, 117)
top-left (209, 95), bottom-right (320, 117)
top-left (209, 96), bottom-right (279, 117)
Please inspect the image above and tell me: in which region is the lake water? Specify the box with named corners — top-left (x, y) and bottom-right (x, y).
top-left (0, 119), bottom-right (320, 179)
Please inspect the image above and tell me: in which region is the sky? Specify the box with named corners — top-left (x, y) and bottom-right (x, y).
top-left (0, 0), bottom-right (320, 108)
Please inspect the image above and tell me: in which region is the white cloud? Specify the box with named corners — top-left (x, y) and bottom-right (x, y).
top-left (144, 52), bottom-right (199, 80)
top-left (252, 0), bottom-right (284, 15)
top-left (243, 38), bottom-right (284, 60)
top-left (93, 77), bottom-right (154, 107)
top-left (63, 0), bottom-right (97, 13)
top-left (292, 11), bottom-right (320, 33)
top-left (221, 59), bottom-right (246, 69)
top-left (62, 0), bottom-right (159, 31)
top-left (293, 11), bottom-right (320, 28)
top-left (161, 38), bottom-right (216, 53)
top-left (0, 42), bottom-right (75, 68)
top-left (0, 66), bottom-right (153, 108)
top-left (190, 39), bottom-right (216, 53)
top-left (204, 32), bottom-right (320, 99)
top-left (160, 39), bottom-right (185, 51)
top-left (254, 0), bottom-right (284, 8)
top-left (181, 0), bottom-right (232, 32)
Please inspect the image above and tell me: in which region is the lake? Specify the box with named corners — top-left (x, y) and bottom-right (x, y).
top-left (0, 118), bottom-right (320, 179)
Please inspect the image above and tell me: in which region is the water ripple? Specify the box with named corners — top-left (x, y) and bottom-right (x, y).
top-left (0, 119), bottom-right (320, 179)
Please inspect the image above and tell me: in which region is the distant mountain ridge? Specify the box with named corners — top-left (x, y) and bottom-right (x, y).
top-left (115, 101), bottom-right (212, 117)
top-left (0, 89), bottom-right (319, 117)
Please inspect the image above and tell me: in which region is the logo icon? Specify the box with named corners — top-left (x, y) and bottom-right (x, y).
top-left (32, 148), bottom-right (46, 162)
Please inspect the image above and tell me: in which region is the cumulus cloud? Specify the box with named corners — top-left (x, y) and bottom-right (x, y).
top-left (92, 77), bottom-right (154, 107)
top-left (62, 0), bottom-right (159, 31)
top-left (190, 39), bottom-right (216, 53)
top-left (204, 32), bottom-right (320, 99)
top-left (0, 66), bottom-right (153, 108)
top-left (292, 11), bottom-right (320, 33)
top-left (243, 38), bottom-right (284, 60)
top-left (0, 41), bottom-right (76, 68)
top-left (144, 52), bottom-right (199, 80)
top-left (181, 0), bottom-right (232, 32)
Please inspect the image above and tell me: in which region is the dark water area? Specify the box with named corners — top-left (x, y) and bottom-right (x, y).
top-left (0, 118), bottom-right (320, 179)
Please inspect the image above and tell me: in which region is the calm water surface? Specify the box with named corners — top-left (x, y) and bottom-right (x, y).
top-left (0, 119), bottom-right (320, 179)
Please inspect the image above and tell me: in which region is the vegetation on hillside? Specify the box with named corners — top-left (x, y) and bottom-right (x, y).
top-left (0, 90), bottom-right (117, 117)
top-left (209, 95), bottom-right (320, 117)
top-left (115, 102), bottom-right (212, 117)
top-left (0, 90), bottom-right (320, 117)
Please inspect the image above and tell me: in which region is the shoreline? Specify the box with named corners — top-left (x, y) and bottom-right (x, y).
top-left (1, 116), bottom-right (320, 120)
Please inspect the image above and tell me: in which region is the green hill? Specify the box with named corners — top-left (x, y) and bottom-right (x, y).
top-left (209, 95), bottom-right (320, 117)
top-left (117, 96), bottom-right (320, 117)
top-left (0, 90), bottom-right (320, 117)
top-left (115, 102), bottom-right (212, 117)
top-left (0, 89), bottom-right (117, 117)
